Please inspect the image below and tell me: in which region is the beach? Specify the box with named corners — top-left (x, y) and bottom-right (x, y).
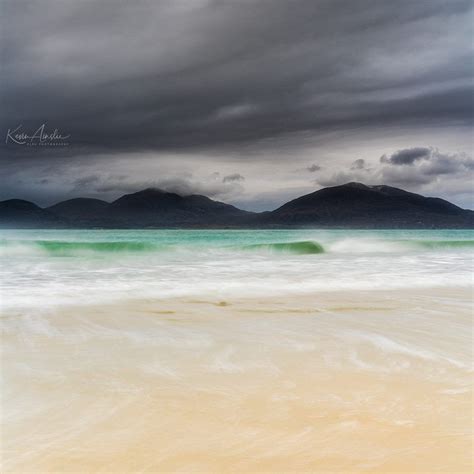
top-left (1, 230), bottom-right (473, 472)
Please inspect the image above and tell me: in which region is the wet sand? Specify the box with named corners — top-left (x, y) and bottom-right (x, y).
top-left (1, 288), bottom-right (473, 472)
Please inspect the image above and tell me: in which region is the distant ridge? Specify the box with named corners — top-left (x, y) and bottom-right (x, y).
top-left (47, 198), bottom-right (109, 217)
top-left (107, 188), bottom-right (251, 226)
top-left (46, 198), bottom-right (109, 226)
top-left (0, 199), bottom-right (61, 227)
top-left (260, 182), bottom-right (473, 228)
top-left (1, 183), bottom-right (472, 228)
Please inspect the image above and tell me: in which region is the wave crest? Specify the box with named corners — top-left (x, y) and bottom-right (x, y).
top-left (0, 239), bottom-right (162, 255)
top-left (243, 240), bottom-right (325, 255)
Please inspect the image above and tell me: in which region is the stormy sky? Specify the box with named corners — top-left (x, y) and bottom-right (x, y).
top-left (1, 0), bottom-right (473, 210)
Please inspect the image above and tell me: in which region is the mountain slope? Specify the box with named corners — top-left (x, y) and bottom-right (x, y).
top-left (263, 182), bottom-right (473, 228)
top-left (0, 200), bottom-right (63, 228)
top-left (108, 188), bottom-right (252, 226)
top-left (0, 183), bottom-right (472, 228)
top-left (47, 198), bottom-right (109, 217)
top-left (46, 197), bottom-right (110, 226)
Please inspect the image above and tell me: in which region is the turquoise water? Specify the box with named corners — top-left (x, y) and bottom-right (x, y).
top-left (1, 229), bottom-right (473, 310)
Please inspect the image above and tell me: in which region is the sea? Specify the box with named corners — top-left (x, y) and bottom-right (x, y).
top-left (1, 228), bottom-right (473, 310)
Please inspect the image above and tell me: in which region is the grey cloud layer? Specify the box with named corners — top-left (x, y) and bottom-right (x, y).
top-left (91, 174), bottom-right (245, 200)
top-left (1, 0), bottom-right (473, 209)
top-left (316, 147), bottom-right (474, 206)
top-left (380, 148), bottom-right (430, 165)
top-left (1, 0), bottom-right (472, 158)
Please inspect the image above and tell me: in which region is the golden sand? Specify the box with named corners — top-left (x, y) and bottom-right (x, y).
top-left (1, 288), bottom-right (473, 472)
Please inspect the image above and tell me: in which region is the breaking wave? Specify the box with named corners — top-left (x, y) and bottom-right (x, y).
top-left (242, 240), bottom-right (325, 255)
top-left (0, 237), bottom-right (473, 257)
top-left (0, 239), bottom-right (165, 256)
top-left (411, 239), bottom-right (474, 250)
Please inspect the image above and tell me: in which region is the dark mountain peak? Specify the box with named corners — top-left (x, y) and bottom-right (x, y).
top-left (326, 182), bottom-right (413, 195)
top-left (368, 184), bottom-right (419, 198)
top-left (185, 193), bottom-right (230, 206)
top-left (111, 188), bottom-right (183, 211)
top-left (326, 182), bottom-right (401, 195)
top-left (184, 193), bottom-right (253, 215)
top-left (274, 182), bottom-right (376, 212)
top-left (134, 187), bottom-right (169, 196)
top-left (106, 188), bottom-right (250, 226)
top-left (342, 182), bottom-right (371, 190)
top-left (112, 187), bottom-right (183, 202)
top-left (370, 184), bottom-right (398, 192)
top-left (1, 183), bottom-right (471, 228)
top-left (47, 198), bottom-right (109, 219)
top-left (0, 199), bottom-right (42, 211)
top-left (0, 199), bottom-right (62, 228)
top-left (268, 182), bottom-right (471, 227)
top-left (49, 197), bottom-right (109, 206)
top-left (48, 198), bottom-right (108, 210)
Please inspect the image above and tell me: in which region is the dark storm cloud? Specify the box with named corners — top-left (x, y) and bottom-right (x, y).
top-left (1, 0), bottom-right (473, 161)
top-left (380, 147), bottom-right (474, 175)
top-left (70, 172), bottom-right (245, 201)
top-left (307, 164), bottom-right (322, 173)
top-left (1, 0), bottom-right (473, 209)
top-left (317, 147), bottom-right (474, 197)
top-left (380, 147), bottom-right (430, 165)
top-left (380, 149), bottom-right (474, 186)
top-left (222, 173), bottom-right (245, 183)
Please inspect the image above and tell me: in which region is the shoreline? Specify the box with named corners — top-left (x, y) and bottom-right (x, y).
top-left (2, 284), bottom-right (473, 314)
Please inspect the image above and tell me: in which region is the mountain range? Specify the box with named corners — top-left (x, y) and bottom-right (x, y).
top-left (1, 182), bottom-right (472, 229)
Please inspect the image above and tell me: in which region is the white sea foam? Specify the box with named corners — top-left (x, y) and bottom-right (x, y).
top-left (0, 229), bottom-right (473, 310)
top-left (327, 238), bottom-right (408, 254)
